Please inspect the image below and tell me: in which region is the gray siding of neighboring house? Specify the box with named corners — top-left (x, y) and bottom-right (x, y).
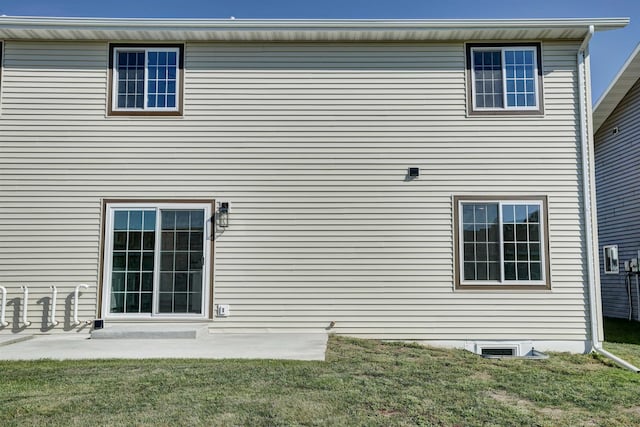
top-left (0, 40), bottom-right (592, 345)
top-left (595, 77), bottom-right (640, 320)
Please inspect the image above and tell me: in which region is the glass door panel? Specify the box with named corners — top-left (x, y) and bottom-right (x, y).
top-left (110, 209), bottom-right (156, 313)
top-left (105, 203), bottom-right (209, 318)
top-left (158, 209), bottom-right (205, 314)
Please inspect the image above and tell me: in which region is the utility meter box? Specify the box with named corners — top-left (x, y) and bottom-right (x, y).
top-left (216, 304), bottom-right (230, 317)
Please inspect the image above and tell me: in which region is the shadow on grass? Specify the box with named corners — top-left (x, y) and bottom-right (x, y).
top-left (604, 317), bottom-right (640, 345)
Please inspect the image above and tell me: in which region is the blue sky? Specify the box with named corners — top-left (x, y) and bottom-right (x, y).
top-left (1, 0), bottom-right (638, 102)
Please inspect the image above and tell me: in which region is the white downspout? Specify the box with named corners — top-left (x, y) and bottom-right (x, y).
top-left (50, 285), bottom-right (59, 326)
top-left (578, 26), bottom-right (640, 372)
top-left (73, 283), bottom-right (89, 326)
top-left (0, 286), bottom-right (8, 327)
top-left (21, 285), bottom-right (32, 326)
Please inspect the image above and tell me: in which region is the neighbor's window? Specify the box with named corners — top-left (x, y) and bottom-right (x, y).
top-left (109, 44), bottom-right (183, 115)
top-left (467, 43), bottom-right (543, 114)
top-left (455, 197), bottom-right (549, 289)
top-left (603, 245), bottom-right (619, 274)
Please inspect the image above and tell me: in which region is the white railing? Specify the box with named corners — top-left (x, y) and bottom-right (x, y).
top-left (73, 283), bottom-right (89, 326)
top-left (49, 285), bottom-right (59, 326)
top-left (0, 286), bottom-right (8, 327)
top-left (21, 285), bottom-right (31, 326)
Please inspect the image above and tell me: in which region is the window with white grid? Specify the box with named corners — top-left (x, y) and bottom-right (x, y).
top-left (468, 44), bottom-right (542, 114)
top-left (115, 51), bottom-right (145, 110)
top-left (504, 49), bottom-right (537, 108)
top-left (111, 45), bottom-right (182, 114)
top-left (456, 197), bottom-right (548, 288)
top-left (147, 51), bottom-right (178, 109)
top-left (472, 51), bottom-right (504, 109)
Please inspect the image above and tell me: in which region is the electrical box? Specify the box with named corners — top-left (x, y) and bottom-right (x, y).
top-left (625, 259), bottom-right (639, 273)
top-left (216, 304), bottom-right (230, 317)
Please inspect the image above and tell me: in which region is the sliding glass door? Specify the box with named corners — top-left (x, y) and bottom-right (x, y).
top-left (103, 202), bottom-right (211, 318)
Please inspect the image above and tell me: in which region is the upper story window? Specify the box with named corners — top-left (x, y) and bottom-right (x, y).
top-left (466, 43), bottom-right (543, 115)
top-left (0, 41), bottom-right (3, 111)
top-left (108, 44), bottom-right (184, 116)
top-left (455, 196), bottom-right (550, 290)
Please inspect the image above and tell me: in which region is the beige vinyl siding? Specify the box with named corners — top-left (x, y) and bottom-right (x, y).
top-left (0, 42), bottom-right (106, 330)
top-left (595, 76), bottom-right (640, 320)
top-left (0, 40), bottom-right (589, 341)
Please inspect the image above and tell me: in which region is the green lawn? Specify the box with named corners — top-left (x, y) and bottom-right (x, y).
top-left (2, 321), bottom-right (640, 426)
top-left (604, 316), bottom-right (640, 369)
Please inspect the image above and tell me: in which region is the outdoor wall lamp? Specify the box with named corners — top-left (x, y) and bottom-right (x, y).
top-left (218, 202), bottom-right (229, 228)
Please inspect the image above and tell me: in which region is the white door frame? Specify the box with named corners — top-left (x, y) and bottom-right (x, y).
top-left (101, 201), bottom-right (213, 320)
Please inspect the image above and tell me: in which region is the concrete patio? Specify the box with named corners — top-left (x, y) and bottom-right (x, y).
top-left (0, 327), bottom-right (328, 361)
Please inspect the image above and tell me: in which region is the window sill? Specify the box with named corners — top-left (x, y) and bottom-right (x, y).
top-left (455, 284), bottom-right (551, 291)
top-left (467, 109), bottom-right (544, 117)
top-left (108, 110), bottom-right (183, 117)
top-left (105, 113), bottom-right (185, 120)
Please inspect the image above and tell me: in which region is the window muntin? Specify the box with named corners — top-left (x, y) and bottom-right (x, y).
top-left (603, 245), bottom-right (619, 274)
top-left (111, 209), bottom-right (156, 313)
top-left (115, 51), bottom-right (145, 110)
top-left (501, 203), bottom-right (542, 281)
top-left (110, 45), bottom-right (182, 114)
top-left (504, 49), bottom-right (537, 108)
top-left (462, 203), bottom-right (500, 281)
top-left (468, 44), bottom-right (542, 113)
top-left (158, 210), bottom-right (205, 314)
top-left (458, 198), bottom-right (547, 287)
top-left (103, 202), bottom-right (211, 318)
top-left (472, 51), bottom-right (503, 109)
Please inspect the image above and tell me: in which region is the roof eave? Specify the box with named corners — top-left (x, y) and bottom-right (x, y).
top-left (593, 42), bottom-right (640, 133)
top-left (0, 16), bottom-right (630, 42)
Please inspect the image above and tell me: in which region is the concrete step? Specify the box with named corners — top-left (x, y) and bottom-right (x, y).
top-left (91, 323), bottom-right (209, 340)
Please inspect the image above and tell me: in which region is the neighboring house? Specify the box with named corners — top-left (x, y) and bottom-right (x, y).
top-left (0, 17), bottom-right (628, 354)
top-left (594, 43), bottom-right (640, 320)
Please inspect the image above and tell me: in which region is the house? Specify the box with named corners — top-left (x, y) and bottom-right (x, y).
top-left (594, 43), bottom-right (640, 321)
top-left (0, 16), bottom-right (628, 355)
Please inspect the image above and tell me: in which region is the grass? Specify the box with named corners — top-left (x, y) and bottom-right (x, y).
top-left (604, 316), bottom-right (640, 369)
top-left (0, 321), bottom-right (639, 426)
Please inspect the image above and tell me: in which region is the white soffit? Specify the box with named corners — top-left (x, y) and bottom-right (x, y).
top-left (593, 42), bottom-right (640, 133)
top-left (0, 16), bottom-right (629, 42)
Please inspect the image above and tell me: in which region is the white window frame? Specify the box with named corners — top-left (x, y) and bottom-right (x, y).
top-left (111, 46), bottom-right (181, 113)
top-left (603, 245), bottom-right (619, 274)
top-left (469, 45), bottom-right (540, 112)
top-left (0, 41), bottom-right (4, 117)
top-left (102, 202), bottom-right (212, 319)
top-left (457, 199), bottom-right (547, 287)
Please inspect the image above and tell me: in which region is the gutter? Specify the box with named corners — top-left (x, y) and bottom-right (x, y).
top-left (0, 16), bottom-right (630, 29)
top-left (578, 25), bottom-right (640, 373)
